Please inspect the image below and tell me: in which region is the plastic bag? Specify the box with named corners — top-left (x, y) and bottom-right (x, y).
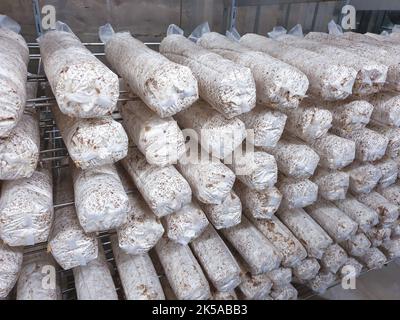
top-left (0, 15), bottom-right (21, 33)
top-left (268, 26), bottom-right (287, 39)
top-left (226, 27), bottom-right (241, 42)
top-left (165, 202), bottom-right (209, 245)
top-left (55, 21), bottom-right (72, 32)
top-left (37, 20), bottom-right (75, 43)
top-left (189, 21), bottom-right (210, 43)
top-left (166, 23), bottom-right (184, 36)
top-left (98, 23), bottom-right (115, 43)
top-left (221, 215), bottom-right (282, 274)
top-left (328, 19), bottom-right (343, 35)
top-left (305, 199), bottom-right (358, 243)
top-left (190, 224), bottom-right (241, 292)
top-left (288, 24), bottom-right (304, 37)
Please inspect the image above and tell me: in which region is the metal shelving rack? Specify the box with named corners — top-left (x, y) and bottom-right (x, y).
top-left (12, 0), bottom-right (399, 300)
top-left (22, 39), bottom-right (397, 300)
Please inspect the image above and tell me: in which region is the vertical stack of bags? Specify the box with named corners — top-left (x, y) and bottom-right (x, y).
top-left (0, 16), bottom-right (56, 300)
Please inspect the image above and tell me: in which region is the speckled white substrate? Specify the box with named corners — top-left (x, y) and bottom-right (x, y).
top-left (174, 100), bottom-right (246, 159)
top-left (340, 257), bottom-right (363, 278)
top-left (0, 239), bottom-right (23, 298)
top-left (238, 105), bottom-right (286, 148)
top-left (374, 158), bottom-right (398, 188)
top-left (292, 258), bottom-right (320, 282)
top-left (381, 238), bottom-right (400, 259)
top-left (0, 113), bottom-right (39, 180)
top-left (120, 99), bottom-right (186, 166)
top-left (176, 153), bottom-right (235, 204)
top-left (307, 271), bottom-right (337, 294)
top-left (0, 28), bottom-right (28, 137)
top-left (366, 32), bottom-right (400, 43)
top-left (333, 127), bottom-right (388, 162)
top-left (235, 181), bottom-right (282, 219)
top-left (72, 164), bottom-right (129, 233)
top-left (392, 221), bottom-right (400, 238)
top-left (122, 146), bottom-right (192, 217)
top-left (220, 215), bottom-right (282, 274)
top-left (73, 245), bottom-right (118, 300)
top-left (155, 236), bottom-right (211, 300)
top-left (277, 208), bottom-right (333, 259)
top-left (377, 184), bottom-right (400, 206)
top-left (245, 214), bottom-right (307, 267)
top-left (0, 167), bottom-right (53, 246)
top-left (310, 133), bottom-right (355, 170)
top-left (305, 32), bottom-right (400, 92)
top-left (116, 191), bottom-right (164, 255)
top-left (16, 252), bottom-right (61, 300)
top-left (53, 105), bottom-right (128, 169)
top-left (323, 99), bottom-right (374, 131)
top-left (110, 235), bottom-right (165, 300)
top-left (344, 162), bottom-right (382, 194)
top-left (312, 168), bottom-right (349, 201)
top-left (211, 290), bottom-right (238, 300)
top-left (237, 268), bottom-right (273, 300)
top-left (165, 202), bottom-right (209, 245)
top-left (276, 35), bottom-right (387, 96)
top-left (305, 199), bottom-right (358, 243)
top-left (355, 191), bottom-right (399, 225)
top-left (365, 225), bottom-right (392, 247)
top-left (160, 34), bottom-right (256, 118)
top-left (277, 177), bottom-right (318, 209)
top-left (359, 247), bottom-right (387, 269)
top-left (320, 244), bottom-right (348, 274)
top-left (270, 283), bottom-right (298, 300)
top-left (190, 224), bottom-right (241, 292)
top-left (343, 233), bottom-right (372, 257)
top-left (368, 92), bottom-right (400, 127)
top-left (366, 225), bottom-right (392, 247)
top-left (341, 31), bottom-right (400, 52)
top-left (105, 32), bottom-right (198, 117)
top-left (200, 191), bottom-right (242, 229)
top-left (39, 30), bottom-right (119, 118)
top-left (267, 268), bottom-right (292, 288)
top-left (48, 175), bottom-right (98, 270)
top-left (197, 32), bottom-right (308, 110)
top-left (396, 159), bottom-right (400, 178)
top-left (48, 205), bottom-right (99, 269)
top-left (333, 195), bottom-right (379, 233)
top-left (368, 123), bottom-right (400, 159)
top-left (240, 33), bottom-right (357, 101)
top-left (227, 148), bottom-right (277, 190)
top-left (283, 101), bottom-right (332, 143)
top-left (265, 138), bottom-right (319, 179)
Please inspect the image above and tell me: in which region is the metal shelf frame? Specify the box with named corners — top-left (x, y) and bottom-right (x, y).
top-left (17, 1), bottom-right (399, 300)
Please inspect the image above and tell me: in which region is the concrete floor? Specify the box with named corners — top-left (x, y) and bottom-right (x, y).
top-left (317, 259), bottom-right (400, 300)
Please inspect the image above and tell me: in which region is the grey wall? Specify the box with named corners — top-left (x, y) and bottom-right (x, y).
top-left (1, 0), bottom-right (341, 43)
